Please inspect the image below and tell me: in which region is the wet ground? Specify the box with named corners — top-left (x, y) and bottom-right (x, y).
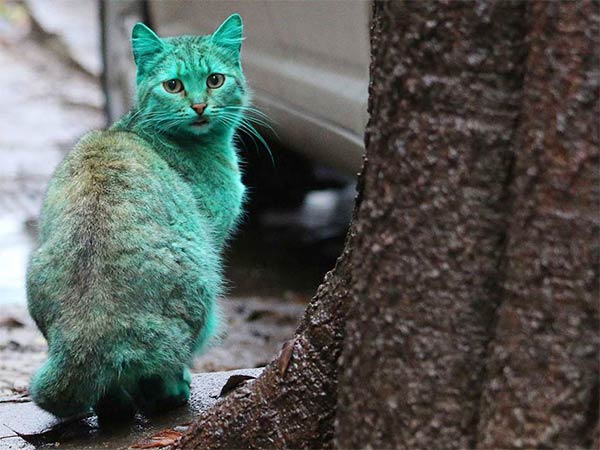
top-left (0, 367), bottom-right (264, 449)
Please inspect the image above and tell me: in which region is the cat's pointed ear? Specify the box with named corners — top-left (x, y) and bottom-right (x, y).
top-left (212, 14), bottom-right (244, 52)
top-left (132, 23), bottom-right (164, 69)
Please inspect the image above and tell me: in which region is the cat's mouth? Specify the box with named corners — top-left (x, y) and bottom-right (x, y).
top-left (191, 118), bottom-right (209, 127)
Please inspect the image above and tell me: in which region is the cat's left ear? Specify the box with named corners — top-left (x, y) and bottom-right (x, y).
top-left (132, 23), bottom-right (164, 71)
top-left (212, 14), bottom-right (244, 53)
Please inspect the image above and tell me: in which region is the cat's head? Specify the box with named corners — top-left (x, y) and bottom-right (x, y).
top-left (131, 14), bottom-right (248, 138)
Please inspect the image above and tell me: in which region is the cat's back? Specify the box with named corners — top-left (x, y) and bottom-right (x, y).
top-left (38, 130), bottom-right (192, 239)
top-left (26, 129), bottom-right (222, 386)
top-left (28, 129), bottom-right (218, 335)
top-left (50, 130), bottom-right (164, 204)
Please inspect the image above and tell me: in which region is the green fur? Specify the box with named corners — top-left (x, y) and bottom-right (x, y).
top-left (26, 14), bottom-right (247, 418)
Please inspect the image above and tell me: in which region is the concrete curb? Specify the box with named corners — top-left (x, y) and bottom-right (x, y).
top-left (0, 368), bottom-right (263, 449)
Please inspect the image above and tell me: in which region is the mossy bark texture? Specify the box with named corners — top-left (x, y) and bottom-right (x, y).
top-left (176, 1), bottom-right (599, 449)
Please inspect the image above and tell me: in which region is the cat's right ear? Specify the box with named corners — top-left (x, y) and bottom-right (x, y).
top-left (212, 14), bottom-right (244, 53)
top-left (132, 23), bottom-right (164, 71)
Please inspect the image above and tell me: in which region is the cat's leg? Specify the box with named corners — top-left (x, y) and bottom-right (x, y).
top-left (192, 299), bottom-right (220, 355)
top-left (133, 367), bottom-right (192, 415)
top-left (94, 385), bottom-right (137, 422)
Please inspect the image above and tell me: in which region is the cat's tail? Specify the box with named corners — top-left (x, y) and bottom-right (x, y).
top-left (29, 353), bottom-right (107, 418)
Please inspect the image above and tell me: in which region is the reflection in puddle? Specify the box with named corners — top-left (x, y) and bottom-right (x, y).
top-left (0, 218), bottom-right (35, 305)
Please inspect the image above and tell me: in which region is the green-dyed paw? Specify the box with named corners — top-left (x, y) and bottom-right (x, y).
top-left (95, 386), bottom-right (137, 422)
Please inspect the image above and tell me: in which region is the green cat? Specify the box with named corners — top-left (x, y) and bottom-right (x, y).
top-left (26, 14), bottom-right (248, 419)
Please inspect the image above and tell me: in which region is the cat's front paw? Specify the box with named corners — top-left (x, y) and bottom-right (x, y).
top-left (95, 386), bottom-right (137, 423)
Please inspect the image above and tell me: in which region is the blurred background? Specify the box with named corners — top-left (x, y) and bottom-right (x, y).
top-left (0, 0), bottom-right (369, 396)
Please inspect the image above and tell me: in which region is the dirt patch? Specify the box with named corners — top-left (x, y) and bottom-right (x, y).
top-left (0, 297), bottom-right (304, 397)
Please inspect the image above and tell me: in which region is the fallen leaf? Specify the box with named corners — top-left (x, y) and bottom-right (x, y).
top-left (246, 309), bottom-right (273, 321)
top-left (0, 394), bottom-right (30, 404)
top-left (218, 374), bottom-right (256, 397)
top-left (0, 317), bottom-right (25, 328)
top-left (277, 338), bottom-right (296, 376)
top-left (131, 429), bottom-right (183, 448)
top-left (173, 423), bottom-right (191, 433)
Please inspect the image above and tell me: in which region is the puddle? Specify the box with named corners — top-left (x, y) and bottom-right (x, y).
top-left (0, 218), bottom-right (34, 306)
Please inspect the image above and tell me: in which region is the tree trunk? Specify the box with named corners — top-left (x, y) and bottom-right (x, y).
top-left (336, 1), bottom-right (599, 449)
top-left (337, 1), bottom-right (527, 448)
top-left (175, 1), bottom-right (599, 449)
top-left (100, 0), bottom-right (150, 124)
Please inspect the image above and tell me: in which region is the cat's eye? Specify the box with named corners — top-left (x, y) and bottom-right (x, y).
top-left (207, 73), bottom-right (225, 89)
top-left (163, 79), bottom-right (184, 94)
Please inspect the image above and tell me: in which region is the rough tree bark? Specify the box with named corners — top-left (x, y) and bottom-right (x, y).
top-left (476, 2), bottom-right (599, 448)
top-left (175, 1), bottom-right (599, 449)
top-left (337, 2), bottom-right (527, 448)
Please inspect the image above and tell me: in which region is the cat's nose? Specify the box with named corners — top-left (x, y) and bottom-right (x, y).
top-left (191, 103), bottom-right (207, 116)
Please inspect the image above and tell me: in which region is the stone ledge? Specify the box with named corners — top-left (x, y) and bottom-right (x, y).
top-left (0, 367), bottom-right (263, 449)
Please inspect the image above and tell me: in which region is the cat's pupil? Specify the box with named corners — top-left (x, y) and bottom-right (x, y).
top-left (168, 80), bottom-right (177, 89)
